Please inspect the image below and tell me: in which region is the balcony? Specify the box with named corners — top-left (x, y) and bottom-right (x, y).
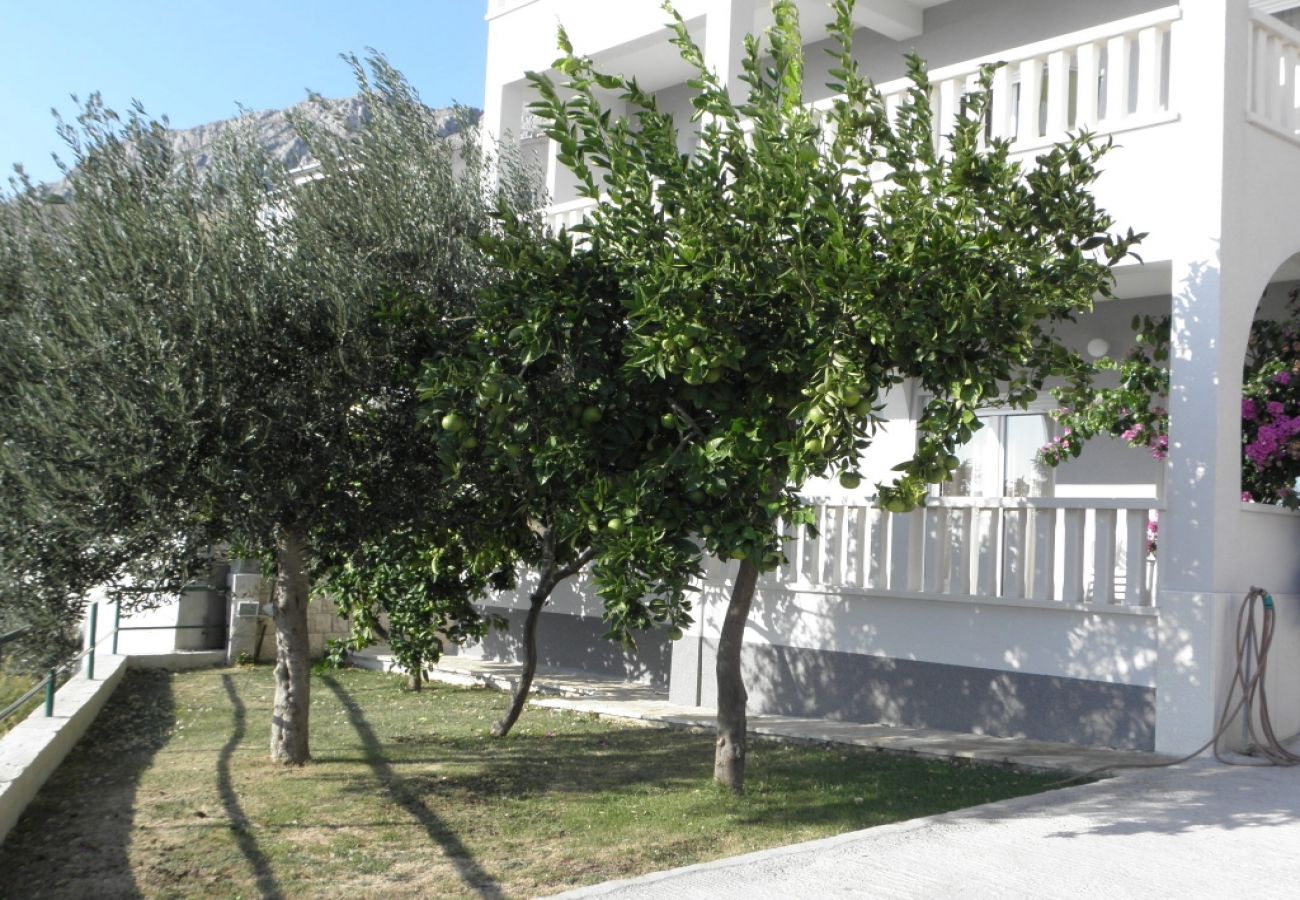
top-left (538, 6), bottom-right (1184, 233)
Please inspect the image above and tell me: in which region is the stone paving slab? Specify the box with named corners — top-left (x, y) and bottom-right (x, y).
top-left (422, 656), bottom-right (1170, 775)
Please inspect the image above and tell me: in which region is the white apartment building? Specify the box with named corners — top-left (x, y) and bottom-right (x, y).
top-left (468, 0), bottom-right (1300, 756)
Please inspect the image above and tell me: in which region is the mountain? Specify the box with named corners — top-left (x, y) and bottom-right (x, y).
top-left (39, 95), bottom-right (478, 196)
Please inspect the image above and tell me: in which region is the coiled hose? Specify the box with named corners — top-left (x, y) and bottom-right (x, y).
top-left (1058, 586), bottom-right (1299, 784)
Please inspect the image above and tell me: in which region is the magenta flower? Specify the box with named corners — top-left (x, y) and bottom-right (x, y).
top-left (1243, 399), bottom-right (1259, 421)
top-left (1275, 371), bottom-right (1292, 386)
top-left (1267, 401), bottom-right (1286, 418)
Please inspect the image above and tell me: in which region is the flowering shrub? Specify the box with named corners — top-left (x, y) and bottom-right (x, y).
top-left (1040, 294), bottom-right (1300, 509)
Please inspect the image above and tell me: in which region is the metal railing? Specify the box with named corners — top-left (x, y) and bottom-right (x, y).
top-left (0, 598), bottom-right (223, 728)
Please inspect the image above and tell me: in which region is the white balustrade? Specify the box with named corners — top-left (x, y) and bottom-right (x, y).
top-left (862, 5), bottom-right (1180, 153)
top-left (769, 497), bottom-right (1161, 610)
top-left (542, 196), bottom-right (598, 234)
top-left (1249, 10), bottom-right (1300, 143)
top-left (537, 8), bottom-right (1182, 226)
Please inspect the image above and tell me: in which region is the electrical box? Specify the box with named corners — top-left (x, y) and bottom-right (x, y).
top-left (235, 600), bottom-right (260, 619)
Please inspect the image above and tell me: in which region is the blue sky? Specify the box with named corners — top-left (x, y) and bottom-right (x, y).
top-left (0, 1), bottom-right (489, 184)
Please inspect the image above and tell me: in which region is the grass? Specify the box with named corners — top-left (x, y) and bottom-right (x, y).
top-left (0, 666), bottom-right (1065, 898)
top-left (0, 671), bottom-right (44, 738)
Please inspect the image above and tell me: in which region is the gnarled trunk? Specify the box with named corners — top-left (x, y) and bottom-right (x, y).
top-left (270, 525), bottom-right (312, 765)
top-left (491, 589), bottom-right (546, 737)
top-left (714, 557), bottom-right (759, 793)
top-left (491, 538), bottom-right (596, 739)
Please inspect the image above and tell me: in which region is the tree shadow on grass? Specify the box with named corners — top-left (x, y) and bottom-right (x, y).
top-left (319, 675), bottom-right (504, 900)
top-left (218, 673), bottom-right (282, 899)
top-left (0, 669), bottom-right (175, 899)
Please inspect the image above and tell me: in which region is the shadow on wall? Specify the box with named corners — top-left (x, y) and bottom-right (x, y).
top-left (474, 606), bottom-right (673, 689)
top-left (724, 636), bottom-right (1155, 750)
top-left (0, 669), bottom-right (176, 895)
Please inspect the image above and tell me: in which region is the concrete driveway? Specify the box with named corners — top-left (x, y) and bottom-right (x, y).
top-left (554, 761), bottom-right (1300, 899)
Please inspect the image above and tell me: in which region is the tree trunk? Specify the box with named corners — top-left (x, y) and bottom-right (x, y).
top-left (270, 525), bottom-right (312, 765)
top-left (491, 587), bottom-right (547, 737)
top-left (407, 653), bottom-right (423, 692)
top-left (714, 557), bottom-right (759, 793)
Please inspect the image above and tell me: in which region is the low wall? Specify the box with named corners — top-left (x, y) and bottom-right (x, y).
top-left (0, 650), bottom-right (223, 846)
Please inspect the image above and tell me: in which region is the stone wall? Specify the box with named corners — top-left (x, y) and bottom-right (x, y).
top-left (225, 572), bottom-right (351, 664)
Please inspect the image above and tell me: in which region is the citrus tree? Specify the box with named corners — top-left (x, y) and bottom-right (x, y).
top-left (525, 0), bottom-right (1139, 791)
top-left (420, 224), bottom-right (700, 736)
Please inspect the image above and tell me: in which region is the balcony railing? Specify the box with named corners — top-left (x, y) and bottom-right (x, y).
top-left (767, 496), bottom-right (1160, 612)
top-left (538, 7), bottom-right (1181, 232)
top-left (1248, 9), bottom-right (1300, 143)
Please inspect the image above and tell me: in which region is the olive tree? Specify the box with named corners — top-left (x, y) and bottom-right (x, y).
top-left (524, 0), bottom-right (1139, 790)
top-left (0, 56), bottom-right (537, 763)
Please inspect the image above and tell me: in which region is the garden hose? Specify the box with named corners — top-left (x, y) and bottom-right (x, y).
top-left (1055, 586), bottom-right (1300, 785)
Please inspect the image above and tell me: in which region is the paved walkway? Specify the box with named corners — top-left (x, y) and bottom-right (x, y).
top-left (414, 655), bottom-right (1166, 774)
top-left (402, 657), bottom-right (1300, 899)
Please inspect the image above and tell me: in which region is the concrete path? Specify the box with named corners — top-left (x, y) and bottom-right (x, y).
top-left (407, 655), bottom-right (1167, 774)
top-left (552, 760), bottom-right (1300, 899)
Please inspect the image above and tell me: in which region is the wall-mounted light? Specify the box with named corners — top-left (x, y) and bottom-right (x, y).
top-left (1086, 338), bottom-right (1110, 359)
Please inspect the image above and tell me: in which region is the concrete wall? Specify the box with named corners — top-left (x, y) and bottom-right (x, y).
top-left (457, 570), bottom-right (674, 687)
top-left (225, 573), bottom-right (352, 664)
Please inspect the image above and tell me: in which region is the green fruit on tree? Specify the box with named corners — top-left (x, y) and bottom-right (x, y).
top-left (502, 443), bottom-right (523, 459)
top-left (804, 437), bottom-right (825, 454)
top-left (582, 405), bottom-right (603, 425)
top-left (807, 407), bottom-right (828, 425)
top-left (440, 412), bottom-right (466, 433)
top-left (688, 489), bottom-right (707, 505)
top-left (841, 387), bottom-right (862, 408)
top-left (461, 435), bottom-right (478, 450)
top-left (660, 412), bottom-right (678, 430)
top-left (853, 399), bottom-right (874, 417)
top-left (507, 326), bottom-right (526, 343)
top-left (667, 626), bottom-right (684, 641)
top-left (606, 517), bottom-right (625, 533)
top-left (704, 368), bottom-right (722, 384)
top-left (700, 524), bottom-right (714, 536)
top-left (839, 471), bottom-right (862, 490)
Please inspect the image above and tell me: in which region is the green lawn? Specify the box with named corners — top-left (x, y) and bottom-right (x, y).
top-left (0, 671), bottom-right (44, 738)
top-left (0, 666), bottom-right (1064, 898)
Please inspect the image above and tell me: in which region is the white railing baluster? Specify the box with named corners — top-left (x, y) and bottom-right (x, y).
top-left (1061, 508), bottom-right (1086, 604)
top-left (1093, 508), bottom-right (1118, 605)
top-left (975, 506), bottom-right (998, 597)
top-left (1105, 33), bottom-right (1131, 123)
top-left (1076, 41), bottom-right (1101, 129)
top-left (1279, 42), bottom-right (1289, 133)
top-left (922, 506), bottom-right (944, 593)
top-left (937, 78), bottom-right (957, 151)
top-left (1017, 57), bottom-right (1043, 142)
top-left (1136, 26), bottom-right (1162, 116)
top-left (1002, 506), bottom-right (1028, 600)
top-left (1046, 49), bottom-right (1071, 136)
top-left (866, 506), bottom-right (885, 589)
top-left (1124, 509), bottom-right (1148, 608)
top-left (990, 64), bottom-right (1013, 141)
top-left (1030, 507), bottom-right (1057, 602)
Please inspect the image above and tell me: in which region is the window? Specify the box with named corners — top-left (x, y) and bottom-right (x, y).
top-left (939, 411), bottom-right (1053, 498)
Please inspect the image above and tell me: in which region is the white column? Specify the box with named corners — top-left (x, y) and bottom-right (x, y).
top-left (1154, 0), bottom-right (1249, 756)
top-left (704, 0), bottom-right (753, 102)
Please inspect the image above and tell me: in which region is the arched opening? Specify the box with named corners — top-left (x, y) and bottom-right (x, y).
top-left (1237, 251), bottom-right (1300, 510)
